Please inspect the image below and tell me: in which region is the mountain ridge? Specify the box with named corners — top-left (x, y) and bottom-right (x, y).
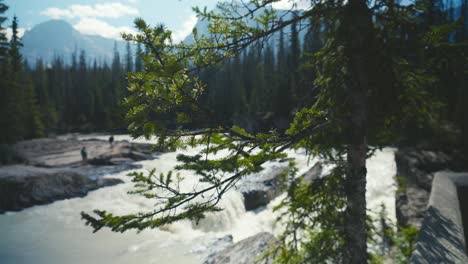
top-left (21, 19), bottom-right (130, 66)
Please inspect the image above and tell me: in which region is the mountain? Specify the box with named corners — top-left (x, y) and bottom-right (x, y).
top-left (183, 6), bottom-right (307, 49)
top-left (21, 20), bottom-right (129, 66)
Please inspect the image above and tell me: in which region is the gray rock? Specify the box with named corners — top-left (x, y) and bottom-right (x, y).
top-left (395, 148), bottom-right (463, 228)
top-left (411, 172), bottom-right (468, 263)
top-left (395, 182), bottom-right (430, 229)
top-left (12, 138), bottom-right (154, 168)
top-left (0, 136), bottom-right (157, 213)
top-left (239, 162), bottom-right (322, 211)
top-left (301, 162), bottom-right (323, 184)
top-left (0, 165), bottom-right (123, 213)
top-left (204, 232), bottom-right (278, 264)
top-left (192, 235), bottom-right (234, 256)
top-left (239, 166), bottom-right (287, 211)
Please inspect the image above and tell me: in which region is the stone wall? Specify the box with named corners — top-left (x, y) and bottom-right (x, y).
top-left (411, 172), bottom-right (468, 263)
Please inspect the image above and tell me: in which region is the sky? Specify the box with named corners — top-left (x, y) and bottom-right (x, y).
top-left (3, 0), bottom-right (310, 42)
top-left (4, 0), bottom-right (220, 42)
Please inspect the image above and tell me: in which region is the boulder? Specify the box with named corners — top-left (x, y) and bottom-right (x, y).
top-left (395, 149), bottom-right (451, 191)
top-left (395, 148), bottom-right (468, 228)
top-left (192, 235), bottom-right (234, 256)
top-left (0, 165), bottom-right (123, 213)
top-left (395, 182), bottom-right (430, 229)
top-left (204, 232), bottom-right (278, 264)
top-left (239, 162), bottom-right (323, 211)
top-left (301, 162), bottom-right (323, 184)
top-left (239, 166), bottom-right (287, 211)
top-left (0, 136), bottom-right (158, 213)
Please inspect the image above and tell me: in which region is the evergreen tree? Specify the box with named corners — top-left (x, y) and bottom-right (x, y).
top-left (111, 41), bottom-right (122, 103)
top-left (0, 0), bottom-right (12, 143)
top-left (263, 42), bottom-right (275, 115)
top-left (288, 20), bottom-right (301, 107)
top-left (0, 0), bottom-right (8, 65)
top-left (9, 15), bottom-right (22, 73)
top-left (460, 0), bottom-right (468, 41)
top-left (0, 13), bottom-right (43, 142)
top-left (125, 41), bottom-right (133, 73)
top-left (275, 26), bottom-right (293, 119)
top-left (135, 42), bottom-right (143, 72)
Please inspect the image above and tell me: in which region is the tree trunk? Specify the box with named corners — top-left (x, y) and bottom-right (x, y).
top-left (340, 0), bottom-right (374, 263)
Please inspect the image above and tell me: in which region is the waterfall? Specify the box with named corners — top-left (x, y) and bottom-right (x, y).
top-left (0, 135), bottom-right (397, 264)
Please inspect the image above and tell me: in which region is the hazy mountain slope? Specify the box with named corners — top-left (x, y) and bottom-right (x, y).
top-left (21, 20), bottom-right (128, 66)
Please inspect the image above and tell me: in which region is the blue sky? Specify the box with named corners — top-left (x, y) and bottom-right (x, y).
top-left (3, 0), bottom-right (420, 41)
top-left (4, 0), bottom-right (221, 41)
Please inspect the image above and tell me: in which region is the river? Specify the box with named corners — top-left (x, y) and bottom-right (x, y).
top-left (0, 135), bottom-right (396, 264)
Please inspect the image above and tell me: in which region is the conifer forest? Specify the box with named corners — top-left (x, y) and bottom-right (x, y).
top-left (1, 1), bottom-right (468, 264)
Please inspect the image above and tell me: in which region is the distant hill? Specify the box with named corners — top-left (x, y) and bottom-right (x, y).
top-left (21, 2), bottom-right (466, 66)
top-left (21, 20), bottom-right (129, 66)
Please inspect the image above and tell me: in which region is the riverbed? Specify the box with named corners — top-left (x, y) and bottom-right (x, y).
top-left (0, 135), bottom-right (396, 264)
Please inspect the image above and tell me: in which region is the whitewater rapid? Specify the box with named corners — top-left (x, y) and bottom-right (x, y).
top-left (0, 135), bottom-right (396, 264)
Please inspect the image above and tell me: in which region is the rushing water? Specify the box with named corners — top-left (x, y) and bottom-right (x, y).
top-left (0, 135), bottom-right (396, 264)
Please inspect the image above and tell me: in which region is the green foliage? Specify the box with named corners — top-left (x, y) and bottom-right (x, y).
top-left (368, 205), bottom-right (419, 264)
top-left (393, 225), bottom-right (419, 263)
top-left (0, 0), bottom-right (8, 64)
top-left (80, 0), bottom-right (463, 263)
top-left (0, 11), bottom-right (43, 143)
top-left (266, 163), bottom-right (346, 264)
top-left (395, 176), bottom-right (407, 194)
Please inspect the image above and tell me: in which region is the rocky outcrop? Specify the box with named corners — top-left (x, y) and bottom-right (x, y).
top-left (299, 162), bottom-right (323, 184)
top-left (204, 232), bottom-right (278, 264)
top-left (192, 235), bottom-right (234, 257)
top-left (239, 166), bottom-right (287, 211)
top-left (0, 165), bottom-right (123, 213)
top-left (395, 148), bottom-right (468, 228)
top-left (13, 138), bottom-right (154, 168)
top-left (410, 172), bottom-right (468, 263)
top-left (0, 136), bottom-right (157, 213)
top-left (239, 162), bottom-right (322, 211)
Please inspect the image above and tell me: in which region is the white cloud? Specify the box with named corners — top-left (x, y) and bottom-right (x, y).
top-left (127, 0), bottom-right (137, 3)
top-left (41, 2), bottom-right (139, 19)
top-left (74, 18), bottom-right (136, 40)
top-left (172, 14), bottom-right (197, 43)
top-left (5, 28), bottom-right (26, 41)
top-left (272, 0), bottom-right (311, 10)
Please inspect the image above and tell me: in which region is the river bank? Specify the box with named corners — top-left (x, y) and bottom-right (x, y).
top-left (0, 135), bottom-right (397, 264)
top-left (0, 135), bottom-right (156, 213)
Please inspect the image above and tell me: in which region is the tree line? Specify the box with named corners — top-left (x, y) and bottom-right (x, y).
top-left (199, 20), bottom-right (321, 133)
top-left (200, 0), bottom-right (468, 152)
top-left (0, 0), bottom-right (144, 144)
top-left (28, 42), bottom-right (143, 135)
top-left (1, 0), bottom-right (467, 152)
top-left (82, 0), bottom-right (468, 263)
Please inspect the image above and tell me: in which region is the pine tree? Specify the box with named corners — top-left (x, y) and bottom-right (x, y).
top-left (0, 0), bottom-right (11, 143)
top-left (0, 0), bottom-right (8, 66)
top-left (80, 3), bottom-right (454, 263)
top-left (263, 42), bottom-right (275, 115)
top-left (460, 0), bottom-right (468, 41)
top-left (288, 20), bottom-right (301, 107)
top-left (135, 42), bottom-right (143, 72)
top-left (1, 14), bottom-right (44, 141)
top-left (9, 15), bottom-right (22, 73)
top-left (125, 41), bottom-right (133, 73)
top-left (275, 26), bottom-right (292, 119)
top-left (111, 41), bottom-right (122, 103)
top-left (78, 49), bottom-right (92, 128)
